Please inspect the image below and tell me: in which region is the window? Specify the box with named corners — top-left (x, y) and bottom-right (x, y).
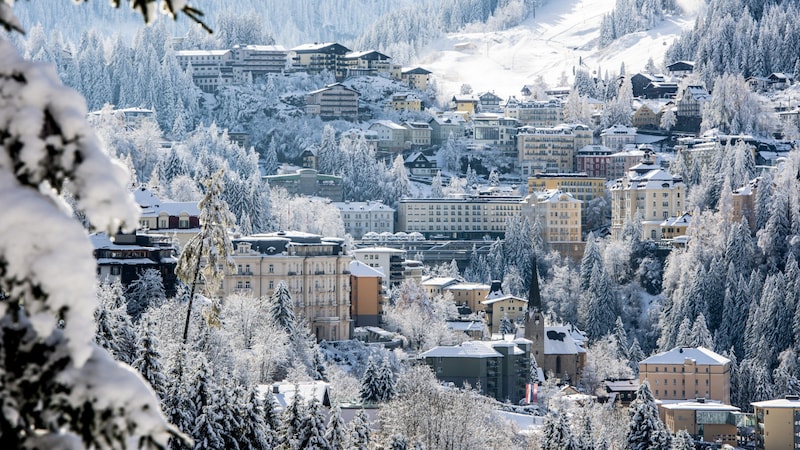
top-left (236, 281), bottom-right (243, 289)
top-left (110, 266), bottom-right (121, 275)
top-left (245, 281), bottom-right (250, 289)
top-left (269, 281), bottom-right (274, 289)
top-left (269, 264), bottom-right (274, 273)
top-left (179, 218), bottom-right (190, 228)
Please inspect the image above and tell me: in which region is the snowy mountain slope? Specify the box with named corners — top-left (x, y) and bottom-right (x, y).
top-left (417, 0), bottom-right (703, 100)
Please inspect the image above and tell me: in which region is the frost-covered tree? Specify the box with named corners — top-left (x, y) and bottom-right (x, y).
top-left (499, 314), bottom-right (517, 337)
top-left (95, 280), bottom-right (139, 364)
top-left (671, 429), bottom-right (695, 450)
top-left (360, 356), bottom-right (381, 404)
top-left (127, 267), bottom-right (167, 322)
top-left (0, 11), bottom-right (181, 446)
top-left (349, 409), bottom-right (371, 450)
top-left (659, 107), bottom-right (676, 132)
top-left (701, 74), bottom-right (771, 136)
top-left (270, 280), bottom-right (297, 334)
top-left (430, 170), bottom-right (444, 198)
top-left (626, 381), bottom-right (670, 450)
top-left (297, 395), bottom-right (330, 449)
top-left (176, 169), bottom-right (236, 343)
top-left (133, 321), bottom-right (169, 401)
top-left (689, 313), bottom-right (713, 349)
top-left (541, 411), bottom-right (578, 450)
top-left (325, 406), bottom-right (348, 450)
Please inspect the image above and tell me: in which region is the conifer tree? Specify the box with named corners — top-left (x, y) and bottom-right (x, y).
top-left (430, 170), bottom-right (444, 198)
top-left (387, 434), bottom-right (409, 450)
top-left (127, 267), bottom-right (167, 322)
top-left (689, 314), bottom-right (713, 349)
top-left (360, 356), bottom-right (381, 403)
top-left (376, 356), bottom-right (397, 402)
top-left (576, 414), bottom-right (594, 450)
top-left (279, 390), bottom-right (305, 450)
top-left (133, 321), bottom-right (168, 400)
top-left (500, 314), bottom-right (517, 338)
top-left (672, 429), bottom-right (694, 450)
top-left (298, 395), bottom-right (330, 449)
top-left (325, 406), bottom-right (348, 450)
top-left (262, 390), bottom-right (282, 445)
top-left (349, 409), bottom-right (371, 450)
top-left (541, 411), bottom-right (578, 450)
top-left (240, 386), bottom-right (271, 450)
top-left (95, 280), bottom-right (139, 364)
top-left (626, 381), bottom-right (671, 450)
top-left (613, 316), bottom-right (629, 360)
top-left (270, 280), bottom-right (297, 334)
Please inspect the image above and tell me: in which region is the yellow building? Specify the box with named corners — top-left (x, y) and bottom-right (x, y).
top-left (752, 395), bottom-right (800, 450)
top-left (223, 232), bottom-right (352, 341)
top-left (517, 124), bottom-right (592, 175)
top-left (452, 94), bottom-right (479, 117)
top-left (349, 260), bottom-right (384, 328)
top-left (610, 150), bottom-right (686, 241)
top-left (389, 93), bottom-right (422, 112)
top-left (401, 67), bottom-right (432, 90)
top-left (445, 282), bottom-right (491, 312)
top-left (639, 347), bottom-right (731, 404)
top-left (421, 277), bottom-right (459, 298)
top-left (528, 173), bottom-right (606, 228)
top-left (482, 293), bottom-right (527, 334)
top-left (660, 400), bottom-right (740, 446)
top-left (660, 212), bottom-right (692, 242)
top-left (526, 190), bottom-right (583, 260)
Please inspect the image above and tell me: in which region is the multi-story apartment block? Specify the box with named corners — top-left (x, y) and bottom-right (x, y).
top-left (676, 85), bottom-right (711, 119)
top-left (752, 395), bottom-right (800, 450)
top-left (223, 232), bottom-right (351, 341)
top-left (575, 144), bottom-right (615, 179)
top-left (638, 347), bottom-right (731, 404)
top-left (527, 173), bottom-right (606, 219)
top-left (134, 187), bottom-right (200, 247)
top-left (349, 260), bottom-right (384, 328)
top-left (517, 124), bottom-right (592, 175)
top-left (264, 168), bottom-right (344, 202)
top-left (87, 107), bottom-right (155, 129)
top-left (305, 83), bottom-right (359, 121)
top-left (402, 122), bottom-right (432, 147)
top-left (610, 150), bottom-right (686, 241)
top-left (421, 340), bottom-right (530, 402)
top-left (428, 115), bottom-right (466, 146)
top-left (175, 45), bottom-right (288, 93)
top-left (444, 282), bottom-right (491, 313)
top-left (608, 147), bottom-right (648, 180)
top-left (342, 50), bottom-right (391, 77)
top-left (291, 42), bottom-right (351, 80)
top-left (600, 124), bottom-right (638, 151)
top-left (421, 277), bottom-right (460, 298)
top-left (351, 246), bottom-right (422, 288)
top-left (388, 93), bottom-right (422, 112)
top-left (369, 120), bottom-right (408, 152)
top-left (526, 190), bottom-right (583, 259)
top-left (92, 232), bottom-right (178, 297)
top-left (504, 98), bottom-right (564, 127)
top-left (471, 113), bottom-right (519, 152)
top-left (400, 67), bottom-right (432, 90)
top-left (331, 200), bottom-right (395, 239)
top-left (396, 191), bottom-right (525, 240)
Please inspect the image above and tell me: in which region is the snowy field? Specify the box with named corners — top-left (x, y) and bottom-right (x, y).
top-left (417, 0), bottom-right (704, 100)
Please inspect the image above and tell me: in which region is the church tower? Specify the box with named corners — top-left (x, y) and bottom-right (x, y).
top-left (524, 255), bottom-right (545, 363)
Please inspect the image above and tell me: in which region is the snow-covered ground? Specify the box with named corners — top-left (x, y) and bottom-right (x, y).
top-left (417, 0), bottom-right (704, 100)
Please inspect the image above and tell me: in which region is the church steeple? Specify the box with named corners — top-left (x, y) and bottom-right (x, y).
top-left (527, 254), bottom-right (542, 313)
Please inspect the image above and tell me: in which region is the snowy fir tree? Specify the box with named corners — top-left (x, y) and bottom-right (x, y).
top-left (349, 409), bottom-right (371, 450)
top-left (95, 280), bottom-right (139, 364)
top-left (430, 170), bottom-right (445, 198)
top-left (325, 406), bottom-right (348, 450)
top-left (133, 321), bottom-right (169, 401)
top-left (671, 429), bottom-right (695, 450)
top-left (376, 356), bottom-right (397, 402)
top-left (0, 6), bottom-right (185, 446)
top-left (297, 395), bottom-right (330, 449)
top-left (270, 280), bottom-right (297, 334)
top-left (541, 411), bottom-right (578, 450)
top-left (626, 381), bottom-right (671, 450)
top-left (175, 168), bottom-right (236, 343)
top-left (576, 414), bottom-right (594, 450)
top-left (279, 389), bottom-right (305, 449)
top-left (360, 356), bottom-right (381, 404)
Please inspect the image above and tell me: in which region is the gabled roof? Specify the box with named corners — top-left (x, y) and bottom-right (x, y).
top-left (640, 347), bottom-right (730, 366)
top-left (404, 152), bottom-right (431, 163)
top-left (307, 83), bottom-right (358, 95)
top-left (291, 42), bottom-right (351, 54)
top-left (402, 67), bottom-right (431, 75)
top-left (344, 50), bottom-right (390, 60)
top-left (543, 325), bottom-right (586, 355)
top-left (370, 120), bottom-right (405, 130)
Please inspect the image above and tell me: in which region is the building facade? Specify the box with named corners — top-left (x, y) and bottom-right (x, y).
top-left (638, 347), bottom-right (731, 404)
top-left (528, 173), bottom-right (605, 225)
top-left (264, 169), bottom-right (344, 202)
top-left (331, 201), bottom-right (395, 239)
top-left (517, 124), bottom-right (592, 175)
top-left (751, 396), bottom-right (800, 450)
top-left (349, 260), bottom-right (384, 328)
top-left (504, 98), bottom-right (564, 127)
top-left (291, 42), bottom-right (351, 80)
top-left (610, 151), bottom-right (686, 241)
top-left (471, 114), bottom-right (519, 152)
top-left (92, 232), bottom-right (178, 297)
top-left (134, 187), bottom-right (200, 248)
top-left (660, 400), bottom-right (739, 446)
top-left (175, 45), bottom-right (288, 92)
top-left (305, 83), bottom-right (359, 121)
top-left (600, 124), bottom-right (638, 151)
top-left (223, 232), bottom-right (351, 341)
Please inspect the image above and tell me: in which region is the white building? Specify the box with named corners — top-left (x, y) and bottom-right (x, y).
top-left (601, 124), bottom-right (638, 151)
top-left (351, 246), bottom-right (422, 288)
top-left (331, 201), bottom-right (395, 239)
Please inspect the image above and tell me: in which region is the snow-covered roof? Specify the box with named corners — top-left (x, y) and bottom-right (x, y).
top-left (445, 321), bottom-right (485, 332)
top-left (260, 381), bottom-right (331, 409)
top-left (344, 50), bottom-right (390, 59)
top-left (576, 144), bottom-right (613, 155)
top-left (533, 190), bottom-right (580, 204)
top-left (352, 246), bottom-right (405, 254)
top-left (349, 260), bottom-right (384, 277)
top-left (401, 67), bottom-right (431, 75)
top-left (640, 347), bottom-right (730, 366)
top-left (234, 44), bottom-right (287, 52)
top-left (422, 277), bottom-right (459, 287)
top-left (601, 124), bottom-right (637, 136)
top-left (660, 400), bottom-right (739, 411)
top-left (370, 120), bottom-right (405, 130)
top-left (331, 201), bottom-right (394, 212)
top-left (481, 295), bottom-right (526, 305)
top-left (175, 49), bottom-right (229, 57)
top-left (421, 341), bottom-right (502, 358)
top-left (751, 397), bottom-right (800, 409)
top-left (291, 42), bottom-right (350, 52)
top-left (661, 213), bottom-right (692, 227)
top-left (446, 282), bottom-right (490, 291)
top-left (543, 325), bottom-right (586, 355)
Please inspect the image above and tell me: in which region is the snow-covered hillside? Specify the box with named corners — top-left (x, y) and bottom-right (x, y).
top-left (417, 0), bottom-right (704, 100)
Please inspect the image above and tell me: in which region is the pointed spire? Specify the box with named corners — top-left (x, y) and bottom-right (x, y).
top-left (528, 253), bottom-right (542, 312)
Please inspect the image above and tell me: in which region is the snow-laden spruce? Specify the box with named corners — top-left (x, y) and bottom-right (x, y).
top-left (0, 37), bottom-right (177, 448)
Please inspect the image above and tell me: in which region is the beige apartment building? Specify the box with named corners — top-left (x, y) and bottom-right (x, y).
top-left (526, 190), bottom-right (583, 259)
top-left (445, 282), bottom-right (491, 312)
top-left (639, 347), bottom-right (731, 404)
top-left (752, 395), bottom-right (800, 450)
top-left (396, 191), bottom-right (524, 240)
top-left (528, 173), bottom-right (605, 229)
top-left (610, 150), bottom-right (686, 241)
top-left (504, 98), bottom-right (564, 127)
top-left (223, 231), bottom-right (352, 341)
top-left (331, 200), bottom-right (395, 239)
top-left (305, 83), bottom-right (359, 121)
top-left (517, 124), bottom-right (592, 175)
